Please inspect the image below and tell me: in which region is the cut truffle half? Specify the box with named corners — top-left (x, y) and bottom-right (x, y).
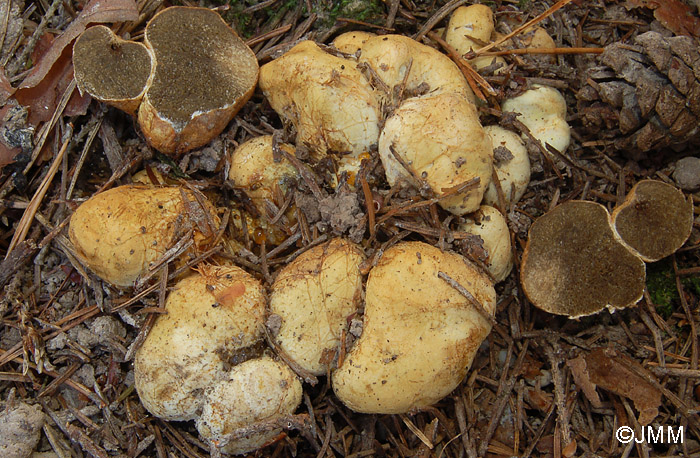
top-left (138, 6), bottom-right (258, 154)
top-left (73, 25), bottom-right (154, 114)
top-left (521, 201), bottom-right (646, 318)
top-left (612, 180), bottom-right (693, 262)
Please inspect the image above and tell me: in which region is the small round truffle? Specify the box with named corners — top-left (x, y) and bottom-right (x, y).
top-left (228, 135), bottom-right (298, 216)
top-left (459, 205), bottom-right (513, 282)
top-left (521, 201), bottom-right (646, 317)
top-left (482, 125), bottom-right (530, 207)
top-left (612, 180), bottom-right (693, 262)
top-left (502, 85), bottom-right (571, 154)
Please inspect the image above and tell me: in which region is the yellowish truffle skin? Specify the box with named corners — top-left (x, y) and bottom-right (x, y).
top-left (483, 125), bottom-right (531, 207)
top-left (459, 205), bottom-right (513, 282)
top-left (68, 185), bottom-right (217, 287)
top-left (379, 92), bottom-right (493, 215)
top-left (197, 356), bottom-right (302, 455)
top-left (259, 41), bottom-right (381, 160)
top-left (138, 89), bottom-right (255, 155)
top-left (332, 242), bottom-right (496, 414)
top-left (134, 265), bottom-right (266, 421)
top-left (359, 34), bottom-right (475, 103)
top-left (446, 5), bottom-right (507, 73)
top-left (270, 239), bottom-right (365, 375)
top-left (228, 135), bottom-right (298, 215)
top-left (502, 85), bottom-right (571, 154)
top-left (332, 31), bottom-right (376, 55)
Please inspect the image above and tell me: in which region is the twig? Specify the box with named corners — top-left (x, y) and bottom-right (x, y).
top-left (413, 0), bottom-right (467, 41)
top-left (475, 0), bottom-right (576, 56)
top-left (545, 342), bottom-right (572, 450)
top-left (67, 115), bottom-right (103, 200)
top-left (6, 125), bottom-right (72, 257)
top-left (427, 31), bottom-right (495, 100)
top-left (437, 271), bottom-right (496, 328)
top-left (481, 47), bottom-right (603, 56)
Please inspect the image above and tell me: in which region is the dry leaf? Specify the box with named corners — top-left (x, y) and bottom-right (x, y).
top-left (18, 0), bottom-right (138, 90)
top-left (566, 355), bottom-right (602, 408)
top-left (583, 347), bottom-right (661, 425)
top-left (0, 69), bottom-right (13, 104)
top-left (525, 387), bottom-right (553, 412)
top-left (15, 48), bottom-right (74, 125)
top-left (0, 105), bottom-right (22, 168)
top-left (562, 438), bottom-right (577, 458)
top-left (627, 0), bottom-right (700, 37)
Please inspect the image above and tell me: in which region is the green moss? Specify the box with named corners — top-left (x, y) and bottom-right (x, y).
top-left (155, 153), bottom-right (190, 179)
top-left (646, 259), bottom-right (700, 319)
top-left (647, 260), bottom-right (677, 318)
top-left (315, 0), bottom-right (384, 27)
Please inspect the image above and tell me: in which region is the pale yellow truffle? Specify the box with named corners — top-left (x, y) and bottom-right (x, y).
top-left (68, 185), bottom-right (218, 287)
top-left (359, 34), bottom-right (475, 103)
top-left (259, 40), bottom-right (381, 160)
top-left (379, 92), bottom-right (493, 215)
top-left (270, 239), bottom-right (365, 375)
top-left (332, 242), bottom-right (496, 414)
top-left (483, 125), bottom-right (531, 207)
top-left (460, 205), bottom-right (513, 282)
top-left (501, 85), bottom-right (571, 154)
top-left (134, 265), bottom-right (266, 421)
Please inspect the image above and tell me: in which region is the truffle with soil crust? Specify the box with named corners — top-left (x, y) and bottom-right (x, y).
top-left (521, 201), bottom-right (646, 318)
top-left (196, 355), bottom-right (302, 455)
top-left (138, 7), bottom-right (258, 154)
top-left (134, 264), bottom-right (267, 421)
top-left (72, 25), bottom-right (153, 114)
top-left (611, 180), bottom-right (693, 262)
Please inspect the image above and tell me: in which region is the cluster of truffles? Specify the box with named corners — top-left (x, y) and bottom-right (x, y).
top-left (65, 4), bottom-right (691, 456)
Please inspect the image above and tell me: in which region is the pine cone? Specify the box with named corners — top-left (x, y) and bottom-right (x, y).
top-left (577, 31), bottom-right (700, 158)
